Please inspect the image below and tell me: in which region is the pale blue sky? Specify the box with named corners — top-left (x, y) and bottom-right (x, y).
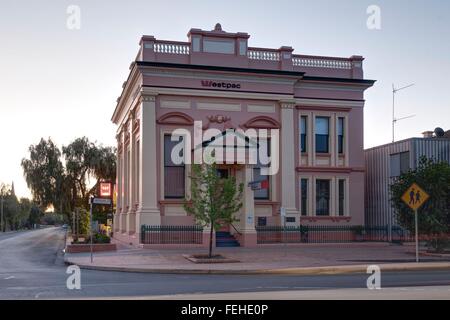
top-left (1, 0), bottom-right (449, 198)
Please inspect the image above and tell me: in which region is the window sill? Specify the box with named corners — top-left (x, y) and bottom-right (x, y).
top-left (301, 216), bottom-right (351, 222)
top-left (315, 153), bottom-right (331, 156)
top-left (255, 200), bottom-right (279, 206)
top-left (159, 199), bottom-right (187, 205)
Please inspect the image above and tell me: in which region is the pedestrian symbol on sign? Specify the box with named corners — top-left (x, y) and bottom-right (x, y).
top-left (401, 183), bottom-right (429, 211)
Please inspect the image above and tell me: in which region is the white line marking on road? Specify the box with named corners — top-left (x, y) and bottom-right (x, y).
top-left (4, 276), bottom-right (15, 280)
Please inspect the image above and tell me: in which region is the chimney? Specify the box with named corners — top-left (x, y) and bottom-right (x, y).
top-left (422, 131), bottom-right (434, 138)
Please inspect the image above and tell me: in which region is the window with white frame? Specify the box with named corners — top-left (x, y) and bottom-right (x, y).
top-left (164, 134), bottom-right (185, 199)
top-left (300, 116), bottom-right (307, 153)
top-left (315, 117), bottom-right (329, 153)
top-left (253, 138), bottom-right (270, 200)
top-left (135, 140), bottom-right (140, 203)
top-left (338, 179), bottom-right (346, 216)
top-left (338, 117), bottom-right (344, 154)
top-left (315, 179), bottom-right (330, 216)
top-left (300, 178), bottom-right (308, 216)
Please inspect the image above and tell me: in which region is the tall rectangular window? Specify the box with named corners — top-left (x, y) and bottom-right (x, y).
top-left (136, 140), bottom-right (140, 203)
top-left (117, 155), bottom-right (122, 209)
top-left (254, 138), bottom-right (270, 200)
top-left (338, 179), bottom-right (345, 216)
top-left (301, 178), bottom-right (308, 216)
top-left (126, 149), bottom-right (130, 207)
top-left (338, 117), bottom-right (344, 154)
top-left (315, 117), bottom-right (329, 153)
top-left (300, 116), bottom-right (307, 153)
top-left (164, 135), bottom-right (185, 199)
top-left (316, 179), bottom-right (330, 216)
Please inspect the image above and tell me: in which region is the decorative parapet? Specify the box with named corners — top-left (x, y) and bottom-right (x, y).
top-left (154, 41), bottom-right (190, 55)
top-left (136, 25), bottom-right (366, 80)
top-left (248, 49), bottom-right (280, 61)
top-left (292, 55), bottom-right (352, 69)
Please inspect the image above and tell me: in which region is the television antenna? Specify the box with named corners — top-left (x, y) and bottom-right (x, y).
top-left (392, 83), bottom-right (416, 142)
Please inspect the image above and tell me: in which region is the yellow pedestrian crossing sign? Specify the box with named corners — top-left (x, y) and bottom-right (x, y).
top-left (401, 183), bottom-right (429, 211)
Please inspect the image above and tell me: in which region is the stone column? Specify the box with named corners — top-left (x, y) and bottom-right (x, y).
top-left (121, 125), bottom-right (128, 234)
top-left (136, 93), bottom-right (161, 239)
top-left (127, 112), bottom-right (136, 235)
top-left (236, 164), bottom-right (257, 247)
top-left (120, 130), bottom-right (127, 233)
top-left (280, 100), bottom-right (299, 223)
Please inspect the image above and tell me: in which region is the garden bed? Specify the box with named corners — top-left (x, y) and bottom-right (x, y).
top-left (183, 254), bottom-right (240, 264)
top-left (66, 243), bottom-right (117, 253)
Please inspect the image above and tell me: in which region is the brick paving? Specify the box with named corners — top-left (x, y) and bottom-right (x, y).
top-left (64, 241), bottom-right (450, 272)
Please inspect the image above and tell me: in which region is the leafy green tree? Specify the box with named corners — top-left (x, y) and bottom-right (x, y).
top-left (63, 137), bottom-right (97, 200)
top-left (28, 204), bottom-right (43, 228)
top-left (1, 184), bottom-right (47, 230)
top-left (184, 164), bottom-right (243, 258)
top-left (390, 157), bottom-right (450, 251)
top-left (92, 145), bottom-right (117, 182)
top-left (0, 183), bottom-right (18, 231)
top-left (14, 198), bottom-right (32, 230)
top-left (22, 137), bottom-right (116, 228)
top-left (41, 212), bottom-right (66, 226)
top-left (21, 138), bottom-right (65, 212)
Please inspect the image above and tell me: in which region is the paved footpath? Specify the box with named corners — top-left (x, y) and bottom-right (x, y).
top-left (65, 240), bottom-right (450, 275)
top-left (2, 229), bottom-right (450, 299)
top-left (128, 286), bottom-right (450, 300)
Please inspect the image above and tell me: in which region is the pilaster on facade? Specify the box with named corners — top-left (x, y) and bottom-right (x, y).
top-left (136, 92), bottom-right (161, 227)
top-left (126, 111), bottom-right (137, 235)
top-left (279, 100), bottom-right (298, 218)
top-left (234, 164), bottom-right (257, 246)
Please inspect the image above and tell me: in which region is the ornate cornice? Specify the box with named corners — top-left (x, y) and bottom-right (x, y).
top-left (140, 93), bottom-right (158, 102)
top-left (279, 99), bottom-right (297, 109)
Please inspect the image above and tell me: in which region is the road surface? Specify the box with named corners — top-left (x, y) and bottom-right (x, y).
top-left (0, 227), bottom-right (449, 299)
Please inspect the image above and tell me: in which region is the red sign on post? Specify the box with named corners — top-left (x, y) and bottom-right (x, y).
top-left (100, 182), bottom-right (112, 198)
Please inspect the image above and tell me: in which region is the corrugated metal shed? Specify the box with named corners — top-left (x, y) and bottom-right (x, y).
top-left (364, 137), bottom-right (450, 231)
top-left (413, 138), bottom-right (450, 167)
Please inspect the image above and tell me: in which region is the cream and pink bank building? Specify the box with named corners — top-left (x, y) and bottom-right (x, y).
top-left (111, 24), bottom-right (375, 247)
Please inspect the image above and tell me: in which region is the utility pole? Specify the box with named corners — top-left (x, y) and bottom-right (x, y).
top-left (392, 83), bottom-right (415, 142)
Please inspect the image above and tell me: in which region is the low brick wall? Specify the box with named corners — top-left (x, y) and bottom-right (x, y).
top-left (66, 243), bottom-right (117, 253)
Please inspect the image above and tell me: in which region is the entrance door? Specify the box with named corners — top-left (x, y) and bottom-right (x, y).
top-left (216, 166), bottom-right (232, 232)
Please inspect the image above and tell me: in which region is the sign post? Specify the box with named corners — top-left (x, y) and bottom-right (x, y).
top-left (401, 183), bottom-right (430, 263)
top-left (89, 196), bottom-right (94, 264)
top-left (88, 193), bottom-right (113, 264)
top-left (414, 208), bottom-right (419, 263)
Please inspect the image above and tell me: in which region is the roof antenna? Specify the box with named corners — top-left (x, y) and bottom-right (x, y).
top-left (392, 83), bottom-right (415, 142)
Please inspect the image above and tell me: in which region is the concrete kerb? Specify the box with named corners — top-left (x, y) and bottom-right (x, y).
top-left (63, 255), bottom-right (450, 276)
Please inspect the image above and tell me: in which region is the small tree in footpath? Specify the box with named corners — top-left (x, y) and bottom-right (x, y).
top-left (184, 163), bottom-right (244, 258)
top-left (390, 157), bottom-right (450, 252)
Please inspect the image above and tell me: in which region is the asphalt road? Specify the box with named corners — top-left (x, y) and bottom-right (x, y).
top-left (0, 227), bottom-right (449, 300)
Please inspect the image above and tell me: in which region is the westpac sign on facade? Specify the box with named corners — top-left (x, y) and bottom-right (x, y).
top-left (201, 80), bottom-right (241, 89)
